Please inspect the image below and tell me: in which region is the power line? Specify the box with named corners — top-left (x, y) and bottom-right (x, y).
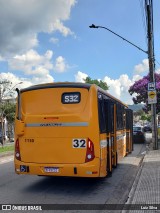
top-left (155, 59), bottom-right (160, 67)
top-left (139, 0), bottom-right (148, 45)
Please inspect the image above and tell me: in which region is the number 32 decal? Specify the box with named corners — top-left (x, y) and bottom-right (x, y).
top-left (72, 139), bottom-right (86, 148)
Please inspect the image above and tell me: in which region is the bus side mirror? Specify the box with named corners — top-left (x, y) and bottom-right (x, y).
top-left (15, 119), bottom-right (25, 136)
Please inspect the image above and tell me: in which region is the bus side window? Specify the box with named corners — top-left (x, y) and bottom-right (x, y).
top-left (98, 93), bottom-right (106, 133)
top-left (126, 109), bottom-right (133, 130)
top-left (126, 109), bottom-right (129, 129)
top-left (104, 99), bottom-right (114, 134)
top-left (116, 103), bottom-right (125, 130)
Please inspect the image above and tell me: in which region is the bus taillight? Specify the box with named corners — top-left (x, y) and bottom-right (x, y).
top-left (15, 139), bottom-right (21, 161)
top-left (85, 138), bottom-right (95, 162)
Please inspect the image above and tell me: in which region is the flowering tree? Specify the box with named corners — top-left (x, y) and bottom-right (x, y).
top-left (128, 73), bottom-right (160, 113)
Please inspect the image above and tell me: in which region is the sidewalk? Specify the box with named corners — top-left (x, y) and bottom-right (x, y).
top-left (124, 142), bottom-right (160, 212)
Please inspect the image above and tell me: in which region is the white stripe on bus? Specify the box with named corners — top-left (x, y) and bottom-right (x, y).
top-left (25, 122), bottom-right (89, 127)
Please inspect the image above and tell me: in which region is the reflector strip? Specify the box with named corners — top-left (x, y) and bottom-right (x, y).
top-left (25, 122), bottom-right (89, 127)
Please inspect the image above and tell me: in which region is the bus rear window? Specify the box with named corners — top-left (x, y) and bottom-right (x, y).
top-left (62, 92), bottom-right (81, 104)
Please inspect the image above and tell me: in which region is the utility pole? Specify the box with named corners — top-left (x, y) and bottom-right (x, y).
top-left (146, 0), bottom-right (158, 150)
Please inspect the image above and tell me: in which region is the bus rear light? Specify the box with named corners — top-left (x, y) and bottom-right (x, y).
top-left (15, 139), bottom-right (21, 161)
top-left (85, 138), bottom-right (95, 162)
top-left (88, 140), bottom-right (91, 149)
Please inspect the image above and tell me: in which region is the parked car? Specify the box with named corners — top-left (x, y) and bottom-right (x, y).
top-left (133, 126), bottom-right (145, 143)
top-left (143, 125), bottom-right (152, 133)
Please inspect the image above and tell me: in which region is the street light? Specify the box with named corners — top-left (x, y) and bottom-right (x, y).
top-left (89, 24), bottom-right (148, 54)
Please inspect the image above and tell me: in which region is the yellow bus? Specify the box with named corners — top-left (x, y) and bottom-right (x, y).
top-left (14, 82), bottom-right (133, 178)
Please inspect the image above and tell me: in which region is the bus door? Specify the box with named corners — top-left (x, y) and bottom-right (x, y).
top-left (104, 99), bottom-right (115, 172)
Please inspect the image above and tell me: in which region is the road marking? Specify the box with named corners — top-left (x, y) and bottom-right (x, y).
top-left (0, 156), bottom-right (14, 164)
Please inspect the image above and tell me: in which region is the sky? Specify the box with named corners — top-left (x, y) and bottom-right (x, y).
top-left (0, 0), bottom-right (160, 105)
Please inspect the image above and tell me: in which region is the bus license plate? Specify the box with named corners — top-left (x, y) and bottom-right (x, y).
top-left (44, 167), bottom-right (59, 173)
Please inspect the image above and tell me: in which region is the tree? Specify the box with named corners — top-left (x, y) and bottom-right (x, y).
top-left (2, 102), bottom-right (16, 140)
top-left (140, 112), bottom-right (151, 125)
top-left (128, 73), bottom-right (160, 113)
top-left (2, 102), bottom-right (16, 123)
top-left (133, 109), bottom-right (151, 125)
top-left (0, 80), bottom-right (16, 146)
top-left (84, 77), bottom-right (109, 90)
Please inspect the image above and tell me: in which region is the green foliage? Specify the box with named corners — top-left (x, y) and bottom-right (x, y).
top-left (141, 114), bottom-right (148, 121)
top-left (2, 102), bottom-right (16, 123)
top-left (0, 145), bottom-right (14, 152)
top-left (146, 114), bottom-right (151, 122)
top-left (84, 77), bottom-right (109, 90)
top-left (141, 113), bottom-right (151, 122)
top-left (134, 109), bottom-right (151, 122)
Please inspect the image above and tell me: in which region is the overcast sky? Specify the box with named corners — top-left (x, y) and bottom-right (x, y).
top-left (0, 0), bottom-right (160, 104)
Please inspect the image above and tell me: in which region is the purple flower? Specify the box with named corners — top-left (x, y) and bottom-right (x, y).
top-left (129, 72), bottom-right (160, 113)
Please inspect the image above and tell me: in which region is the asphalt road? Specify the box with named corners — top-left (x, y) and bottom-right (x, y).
top-left (0, 134), bottom-right (151, 212)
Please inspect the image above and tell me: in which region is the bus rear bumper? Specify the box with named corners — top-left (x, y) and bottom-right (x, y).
top-left (14, 158), bottom-right (103, 178)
